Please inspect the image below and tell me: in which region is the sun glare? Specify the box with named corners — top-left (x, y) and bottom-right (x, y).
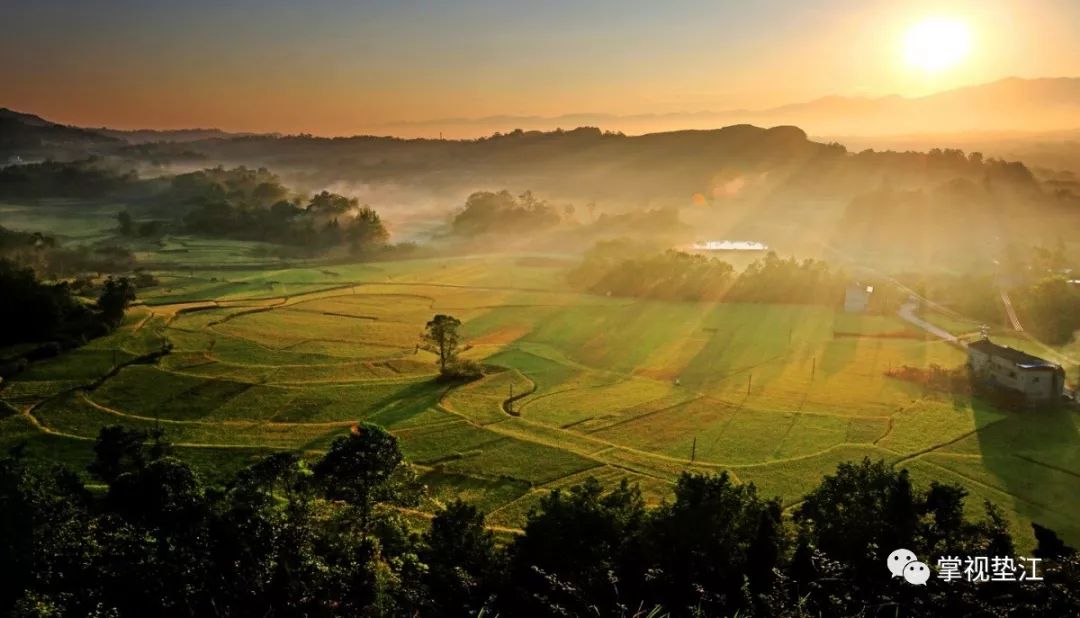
top-left (903, 18), bottom-right (972, 73)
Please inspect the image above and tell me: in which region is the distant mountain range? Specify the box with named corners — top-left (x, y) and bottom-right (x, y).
top-left (2, 76), bottom-right (1079, 155)
top-left (378, 77), bottom-right (1080, 139)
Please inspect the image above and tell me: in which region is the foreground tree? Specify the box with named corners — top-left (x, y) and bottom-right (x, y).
top-left (87, 425), bottom-right (151, 484)
top-left (505, 478), bottom-right (647, 616)
top-left (5, 429), bottom-right (1080, 617)
top-left (647, 472), bottom-right (787, 616)
top-left (311, 424), bottom-right (417, 525)
top-left (421, 500), bottom-right (502, 617)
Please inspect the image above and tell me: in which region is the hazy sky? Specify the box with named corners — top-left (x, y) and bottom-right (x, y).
top-left (3, 0), bottom-right (1079, 134)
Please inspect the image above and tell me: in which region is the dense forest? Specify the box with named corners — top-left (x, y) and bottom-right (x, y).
top-left (0, 259), bottom-right (134, 362)
top-left (2, 425), bottom-right (1077, 617)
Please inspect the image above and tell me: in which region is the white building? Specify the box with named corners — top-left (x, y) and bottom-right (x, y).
top-left (967, 338), bottom-right (1065, 402)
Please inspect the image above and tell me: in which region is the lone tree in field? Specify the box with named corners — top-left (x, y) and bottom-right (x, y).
top-left (422, 314), bottom-right (462, 373)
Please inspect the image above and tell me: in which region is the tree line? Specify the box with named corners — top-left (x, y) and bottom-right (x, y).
top-left (3, 425), bottom-right (1078, 617)
top-left (571, 243), bottom-right (847, 306)
top-left (1, 226), bottom-right (137, 279)
top-left (725, 252), bottom-right (846, 305)
top-left (450, 190), bottom-right (564, 236)
top-left (0, 160), bottom-right (392, 256)
top-left (570, 243), bottom-right (735, 301)
top-left (171, 167), bottom-right (390, 253)
top-left (0, 158), bottom-right (137, 199)
top-left (0, 259), bottom-right (135, 374)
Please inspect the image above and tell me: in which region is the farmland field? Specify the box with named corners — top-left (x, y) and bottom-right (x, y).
top-left (2, 244), bottom-right (1079, 552)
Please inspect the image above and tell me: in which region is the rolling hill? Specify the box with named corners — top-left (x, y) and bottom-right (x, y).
top-left (0, 107), bottom-right (119, 158)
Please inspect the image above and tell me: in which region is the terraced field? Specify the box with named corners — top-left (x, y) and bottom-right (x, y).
top-left (2, 251), bottom-right (1079, 550)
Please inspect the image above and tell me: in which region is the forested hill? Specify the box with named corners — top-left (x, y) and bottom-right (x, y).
top-left (3, 108), bottom-right (1075, 221)
top-left (0, 108), bottom-right (118, 157)
top-left (129, 124), bottom-right (1060, 203)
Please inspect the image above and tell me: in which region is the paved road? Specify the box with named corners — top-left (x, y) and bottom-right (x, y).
top-left (897, 301), bottom-right (958, 343)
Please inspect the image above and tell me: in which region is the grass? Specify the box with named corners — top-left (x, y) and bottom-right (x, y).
top-left (918, 309), bottom-right (987, 337)
top-left (0, 246), bottom-right (1076, 546)
top-left (875, 398), bottom-right (1006, 454)
top-left (438, 438), bottom-right (600, 485)
top-left (442, 368), bottom-right (531, 425)
top-left (519, 377), bottom-right (673, 427)
top-left (396, 421), bottom-right (506, 464)
top-left (419, 470), bottom-right (533, 513)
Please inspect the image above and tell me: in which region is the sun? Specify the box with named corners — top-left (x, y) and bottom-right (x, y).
top-left (903, 18), bottom-right (972, 73)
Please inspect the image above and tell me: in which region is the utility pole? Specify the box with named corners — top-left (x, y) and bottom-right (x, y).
top-left (811, 357), bottom-right (816, 380)
top-left (747, 373), bottom-right (753, 396)
top-left (508, 383), bottom-right (514, 413)
top-left (691, 436), bottom-right (697, 462)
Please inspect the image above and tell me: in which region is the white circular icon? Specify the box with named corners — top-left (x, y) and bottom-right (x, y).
top-left (903, 560), bottom-right (931, 585)
top-left (887, 548), bottom-right (917, 577)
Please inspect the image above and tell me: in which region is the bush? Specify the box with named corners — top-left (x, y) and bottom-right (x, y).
top-left (439, 359), bottom-right (484, 381)
top-left (133, 272), bottom-right (159, 288)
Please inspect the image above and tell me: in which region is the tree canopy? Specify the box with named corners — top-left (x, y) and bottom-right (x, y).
top-left (173, 167), bottom-right (390, 253)
top-left (451, 190), bottom-right (562, 236)
top-left (3, 428), bottom-right (1079, 617)
top-left (421, 314), bottom-right (464, 374)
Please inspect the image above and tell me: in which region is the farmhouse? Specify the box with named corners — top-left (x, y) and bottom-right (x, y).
top-left (967, 338), bottom-right (1065, 402)
top-left (843, 282), bottom-right (873, 313)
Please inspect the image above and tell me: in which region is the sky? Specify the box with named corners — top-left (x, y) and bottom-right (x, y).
top-left (3, 0), bottom-right (1079, 135)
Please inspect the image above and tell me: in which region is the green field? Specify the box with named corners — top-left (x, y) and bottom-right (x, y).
top-left (2, 241), bottom-right (1079, 551)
